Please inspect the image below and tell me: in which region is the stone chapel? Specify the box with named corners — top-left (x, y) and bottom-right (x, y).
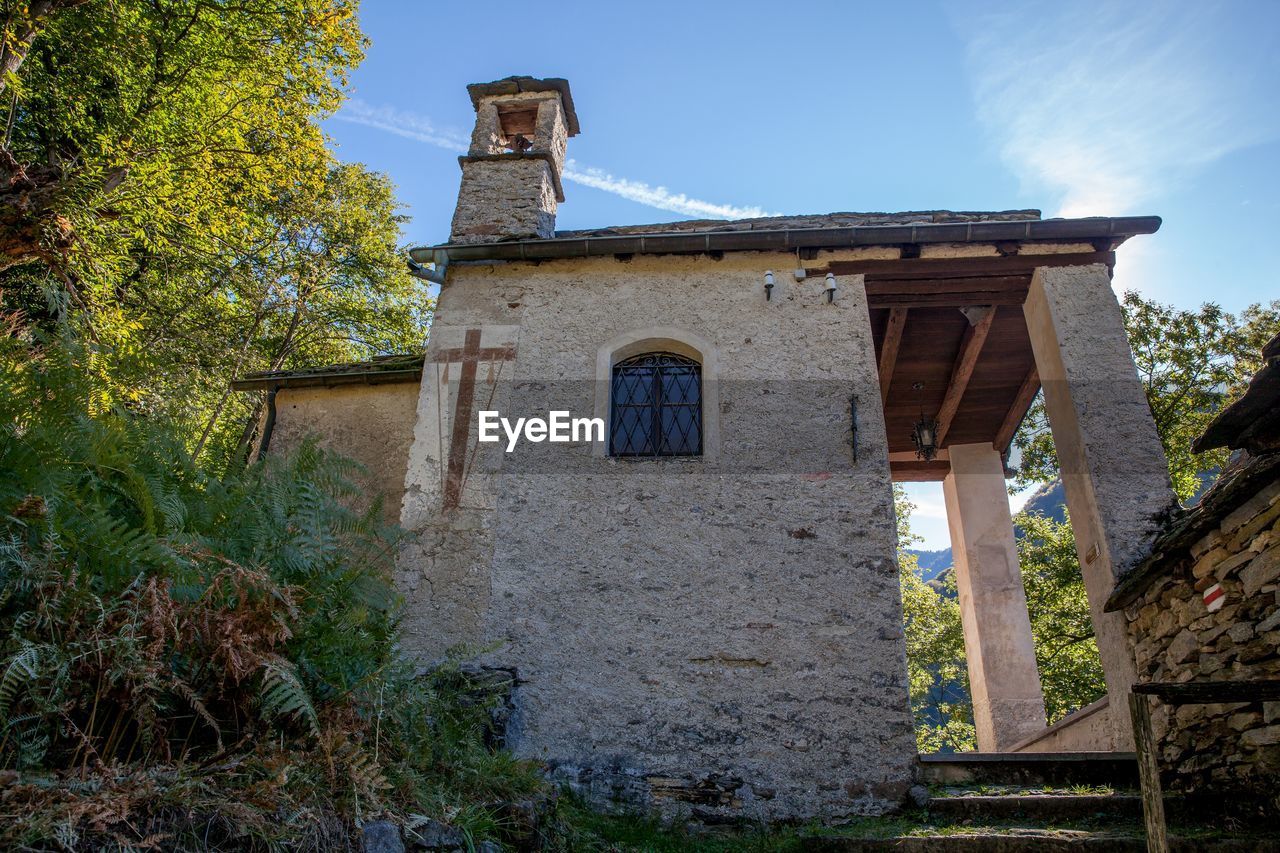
top-left (233, 76), bottom-right (1179, 820)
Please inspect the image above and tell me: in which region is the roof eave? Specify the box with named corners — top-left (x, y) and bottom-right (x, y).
top-left (409, 215), bottom-right (1162, 265)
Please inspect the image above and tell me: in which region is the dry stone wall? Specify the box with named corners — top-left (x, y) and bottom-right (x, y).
top-left (1123, 470), bottom-right (1280, 804)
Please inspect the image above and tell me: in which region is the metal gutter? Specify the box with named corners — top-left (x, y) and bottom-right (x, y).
top-left (409, 216), bottom-right (1161, 265)
top-left (230, 367), bottom-right (423, 392)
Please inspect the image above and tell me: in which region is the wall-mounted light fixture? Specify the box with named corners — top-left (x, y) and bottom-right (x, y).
top-left (764, 270), bottom-right (775, 301)
top-left (824, 273), bottom-right (837, 303)
top-left (911, 382), bottom-right (939, 461)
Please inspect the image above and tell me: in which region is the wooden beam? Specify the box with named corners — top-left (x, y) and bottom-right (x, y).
top-left (993, 365), bottom-right (1041, 453)
top-left (1132, 679), bottom-right (1280, 703)
top-left (888, 449), bottom-right (949, 463)
top-left (878, 307), bottom-right (908, 405)
top-left (868, 292), bottom-right (1027, 309)
top-left (935, 307), bottom-right (996, 447)
top-left (890, 460), bottom-right (951, 482)
top-left (865, 275), bottom-right (1031, 295)
top-left (812, 250), bottom-right (1116, 281)
top-left (1130, 693), bottom-right (1169, 853)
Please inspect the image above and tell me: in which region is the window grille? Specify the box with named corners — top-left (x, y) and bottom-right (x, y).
top-left (609, 352), bottom-right (702, 456)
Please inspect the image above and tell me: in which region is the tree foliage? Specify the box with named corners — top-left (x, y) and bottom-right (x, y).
top-left (1015, 510), bottom-right (1105, 723)
top-left (894, 486), bottom-right (974, 752)
top-left (1013, 293), bottom-right (1280, 499)
top-left (0, 0), bottom-right (430, 467)
top-left (897, 486), bottom-right (1106, 750)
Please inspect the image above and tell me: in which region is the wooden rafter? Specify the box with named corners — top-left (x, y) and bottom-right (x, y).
top-left (994, 365), bottom-right (1041, 453)
top-left (935, 307), bottom-right (996, 447)
top-left (878, 307), bottom-right (908, 405)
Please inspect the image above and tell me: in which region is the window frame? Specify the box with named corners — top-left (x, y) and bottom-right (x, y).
top-left (608, 351), bottom-right (703, 457)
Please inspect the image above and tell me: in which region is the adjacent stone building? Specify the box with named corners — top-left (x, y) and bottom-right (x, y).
top-left (237, 76), bottom-right (1178, 820)
top-left (1106, 333), bottom-right (1280, 811)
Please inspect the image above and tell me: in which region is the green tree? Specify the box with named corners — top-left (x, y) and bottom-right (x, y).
top-left (1015, 510), bottom-right (1106, 723)
top-left (1013, 293), bottom-right (1280, 500)
top-left (0, 331), bottom-right (542, 849)
top-left (0, 0), bottom-right (430, 466)
top-left (895, 486), bottom-right (974, 752)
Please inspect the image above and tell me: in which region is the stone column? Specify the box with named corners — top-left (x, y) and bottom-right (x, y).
top-left (1023, 264), bottom-right (1176, 749)
top-left (943, 442), bottom-right (1047, 752)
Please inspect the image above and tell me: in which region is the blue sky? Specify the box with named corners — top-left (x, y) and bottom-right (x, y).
top-left (326, 1), bottom-right (1280, 547)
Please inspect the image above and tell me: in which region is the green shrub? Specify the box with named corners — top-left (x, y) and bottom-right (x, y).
top-left (0, 333), bottom-right (544, 849)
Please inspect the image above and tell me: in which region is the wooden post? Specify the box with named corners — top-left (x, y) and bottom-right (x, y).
top-left (1129, 691), bottom-right (1168, 853)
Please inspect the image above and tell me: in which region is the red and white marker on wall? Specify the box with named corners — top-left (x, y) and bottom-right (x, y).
top-left (1203, 582), bottom-right (1226, 613)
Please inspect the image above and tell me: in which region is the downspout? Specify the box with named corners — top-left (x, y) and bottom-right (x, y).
top-left (407, 251), bottom-right (448, 285)
top-left (255, 386), bottom-right (279, 459)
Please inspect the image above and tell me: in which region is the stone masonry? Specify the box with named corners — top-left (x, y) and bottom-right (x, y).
top-left (1121, 460), bottom-right (1280, 805)
top-left (450, 79), bottom-right (573, 243)
top-left (1111, 334), bottom-right (1280, 811)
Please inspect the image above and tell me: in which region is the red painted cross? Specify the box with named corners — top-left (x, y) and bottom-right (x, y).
top-left (430, 328), bottom-right (517, 511)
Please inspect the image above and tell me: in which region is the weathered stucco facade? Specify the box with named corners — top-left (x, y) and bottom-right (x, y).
top-left (231, 359), bottom-right (424, 528)
top-left (398, 251), bottom-right (917, 819)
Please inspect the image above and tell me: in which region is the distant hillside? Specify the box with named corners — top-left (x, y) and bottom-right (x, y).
top-left (905, 479), bottom-right (1070, 588)
top-left (1020, 480), bottom-right (1066, 523)
top-left (907, 548), bottom-right (953, 582)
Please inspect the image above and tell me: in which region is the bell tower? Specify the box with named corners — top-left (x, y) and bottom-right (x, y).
top-left (449, 76), bottom-right (579, 244)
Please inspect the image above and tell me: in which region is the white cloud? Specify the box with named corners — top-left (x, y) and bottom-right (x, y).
top-left (953, 1), bottom-right (1279, 217)
top-left (335, 100), bottom-right (776, 220)
top-left (561, 161), bottom-right (775, 220)
top-left (337, 99), bottom-right (469, 153)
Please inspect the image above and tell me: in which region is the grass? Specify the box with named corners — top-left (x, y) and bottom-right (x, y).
top-left (928, 783), bottom-right (1123, 797)
top-left (548, 796), bottom-right (1280, 850)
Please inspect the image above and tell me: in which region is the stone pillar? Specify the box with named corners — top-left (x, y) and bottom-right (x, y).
top-left (943, 442), bottom-right (1047, 752)
top-left (1023, 264), bottom-right (1177, 749)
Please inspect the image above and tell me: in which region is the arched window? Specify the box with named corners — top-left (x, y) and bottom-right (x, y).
top-left (610, 352), bottom-right (702, 457)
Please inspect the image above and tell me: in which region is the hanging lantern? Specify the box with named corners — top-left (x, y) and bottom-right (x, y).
top-left (910, 382), bottom-right (940, 461)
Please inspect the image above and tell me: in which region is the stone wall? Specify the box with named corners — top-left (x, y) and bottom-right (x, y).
top-left (450, 157), bottom-right (558, 243)
top-left (267, 382), bottom-right (420, 527)
top-left (1121, 469), bottom-right (1280, 802)
top-left (397, 251), bottom-right (917, 821)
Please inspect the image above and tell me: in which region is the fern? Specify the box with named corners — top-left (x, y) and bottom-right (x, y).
top-left (0, 642), bottom-right (40, 720)
top-left (260, 657), bottom-right (319, 737)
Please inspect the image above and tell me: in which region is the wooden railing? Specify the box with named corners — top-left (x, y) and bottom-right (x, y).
top-left (1129, 680), bottom-right (1280, 853)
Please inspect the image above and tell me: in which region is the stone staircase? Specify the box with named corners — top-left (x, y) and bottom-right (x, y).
top-left (800, 753), bottom-right (1279, 852)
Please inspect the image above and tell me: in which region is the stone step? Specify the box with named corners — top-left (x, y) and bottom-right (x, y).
top-left (927, 793), bottom-right (1143, 822)
top-left (918, 752), bottom-right (1140, 788)
top-left (802, 832), bottom-right (1280, 852)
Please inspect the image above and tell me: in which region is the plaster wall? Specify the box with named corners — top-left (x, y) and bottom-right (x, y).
top-left (268, 383), bottom-right (420, 527)
top-left (1024, 264), bottom-right (1176, 749)
top-left (397, 252), bottom-right (916, 820)
top-left (1012, 698), bottom-right (1115, 753)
